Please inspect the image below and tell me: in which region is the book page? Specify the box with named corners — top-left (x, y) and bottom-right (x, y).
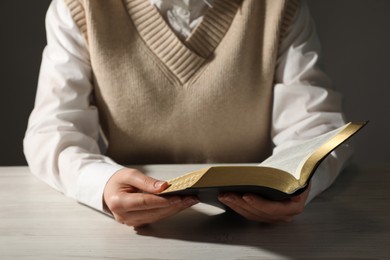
top-left (259, 125), bottom-right (346, 179)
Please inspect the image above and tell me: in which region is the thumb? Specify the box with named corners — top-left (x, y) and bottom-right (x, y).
top-left (123, 168), bottom-right (169, 193)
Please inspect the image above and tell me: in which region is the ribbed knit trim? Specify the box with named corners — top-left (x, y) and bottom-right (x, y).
top-left (63, 0), bottom-right (88, 43)
top-left (124, 0), bottom-right (241, 84)
top-left (279, 0), bottom-right (300, 42)
top-left (185, 0), bottom-right (243, 58)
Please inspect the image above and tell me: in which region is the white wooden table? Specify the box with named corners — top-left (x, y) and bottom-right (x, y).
top-left (1, 164), bottom-right (389, 259)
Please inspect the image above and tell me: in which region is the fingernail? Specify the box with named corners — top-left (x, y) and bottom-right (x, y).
top-left (154, 181), bottom-right (165, 189)
top-left (219, 194), bottom-right (234, 203)
top-left (243, 195), bottom-right (253, 203)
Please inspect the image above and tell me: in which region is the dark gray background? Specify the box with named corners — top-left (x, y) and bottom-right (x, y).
top-left (1, 0), bottom-right (389, 166)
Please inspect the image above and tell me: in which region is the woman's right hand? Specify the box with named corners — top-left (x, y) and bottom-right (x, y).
top-left (103, 168), bottom-right (199, 227)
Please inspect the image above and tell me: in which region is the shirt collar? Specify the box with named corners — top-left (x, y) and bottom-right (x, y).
top-left (150, 0), bottom-right (214, 8)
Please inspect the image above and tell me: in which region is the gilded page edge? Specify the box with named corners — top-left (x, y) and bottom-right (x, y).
top-left (298, 122), bottom-right (367, 187)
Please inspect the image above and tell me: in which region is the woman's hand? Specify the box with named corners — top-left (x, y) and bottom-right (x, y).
top-left (218, 187), bottom-right (310, 224)
top-left (103, 168), bottom-right (199, 227)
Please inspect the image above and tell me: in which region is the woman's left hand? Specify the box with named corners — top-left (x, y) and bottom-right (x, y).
top-left (218, 186), bottom-right (310, 224)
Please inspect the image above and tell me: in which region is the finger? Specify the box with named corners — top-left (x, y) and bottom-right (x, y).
top-left (219, 193), bottom-right (271, 221)
top-left (219, 195), bottom-right (263, 221)
top-left (227, 204), bottom-right (291, 223)
top-left (121, 168), bottom-right (169, 193)
top-left (113, 193), bottom-right (185, 213)
top-left (119, 197), bottom-right (199, 227)
top-left (291, 184), bottom-right (311, 203)
top-left (219, 193), bottom-right (297, 223)
top-left (242, 194), bottom-right (305, 217)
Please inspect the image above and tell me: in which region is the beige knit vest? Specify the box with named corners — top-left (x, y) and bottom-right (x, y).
top-left (64, 0), bottom-right (300, 164)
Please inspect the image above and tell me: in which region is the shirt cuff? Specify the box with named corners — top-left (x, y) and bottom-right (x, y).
top-left (305, 144), bottom-right (353, 204)
top-left (76, 162), bottom-right (124, 212)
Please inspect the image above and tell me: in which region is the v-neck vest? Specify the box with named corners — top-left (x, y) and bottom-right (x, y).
top-left (64, 0), bottom-right (300, 164)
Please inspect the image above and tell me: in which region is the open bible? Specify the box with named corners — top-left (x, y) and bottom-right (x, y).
top-left (159, 122), bottom-right (367, 208)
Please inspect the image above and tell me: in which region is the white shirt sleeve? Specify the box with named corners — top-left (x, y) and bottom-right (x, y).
top-left (273, 0), bottom-right (353, 203)
top-left (23, 0), bottom-right (124, 212)
top-left (24, 0), bottom-right (351, 213)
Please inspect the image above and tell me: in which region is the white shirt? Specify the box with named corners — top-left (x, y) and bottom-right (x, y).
top-left (151, 0), bottom-right (213, 39)
top-left (24, 0), bottom-right (352, 212)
